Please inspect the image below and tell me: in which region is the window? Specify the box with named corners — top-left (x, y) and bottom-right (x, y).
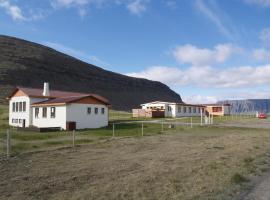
top-left (95, 107), bottom-right (98, 114)
top-left (51, 107), bottom-right (56, 118)
top-left (15, 102), bottom-right (18, 112)
top-left (212, 107), bottom-right (222, 112)
top-left (19, 119), bottom-right (22, 123)
top-left (42, 107), bottom-right (47, 118)
top-left (183, 107), bottom-right (186, 113)
top-left (19, 102), bottom-right (22, 112)
top-left (178, 106), bottom-right (181, 113)
top-left (87, 107), bottom-right (91, 114)
top-left (189, 107), bottom-right (191, 113)
top-left (35, 108), bottom-right (39, 118)
top-left (101, 108), bottom-right (105, 114)
top-left (193, 107), bottom-right (196, 113)
top-left (161, 106), bottom-right (164, 109)
top-left (23, 102), bottom-right (26, 112)
top-left (168, 106), bottom-right (172, 112)
top-left (12, 102), bottom-right (15, 112)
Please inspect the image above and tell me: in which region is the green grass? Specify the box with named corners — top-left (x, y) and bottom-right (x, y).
top-left (1, 104), bottom-right (270, 200)
top-left (109, 110), bottom-right (133, 121)
top-left (0, 104), bottom-right (264, 156)
top-left (231, 173), bottom-right (249, 184)
top-left (3, 124), bottom-right (270, 200)
top-left (0, 104), bottom-right (8, 129)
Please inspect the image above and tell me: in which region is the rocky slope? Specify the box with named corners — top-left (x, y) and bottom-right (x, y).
top-left (218, 99), bottom-right (270, 113)
top-left (0, 35), bottom-right (182, 110)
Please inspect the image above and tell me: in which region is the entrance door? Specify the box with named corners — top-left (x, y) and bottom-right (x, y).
top-left (22, 119), bottom-right (26, 128)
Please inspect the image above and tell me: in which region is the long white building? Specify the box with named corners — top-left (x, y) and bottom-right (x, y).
top-left (140, 101), bottom-right (206, 118)
top-left (8, 83), bottom-right (110, 130)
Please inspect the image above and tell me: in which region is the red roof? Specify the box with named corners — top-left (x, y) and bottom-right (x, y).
top-left (203, 103), bottom-right (231, 106)
top-left (32, 95), bottom-right (110, 106)
top-left (8, 87), bottom-right (110, 105)
top-left (18, 87), bottom-right (89, 98)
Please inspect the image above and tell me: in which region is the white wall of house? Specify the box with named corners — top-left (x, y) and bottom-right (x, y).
top-left (206, 105), bottom-right (231, 116)
top-left (9, 96), bottom-right (47, 127)
top-left (32, 106), bottom-right (67, 130)
top-left (174, 105), bottom-right (204, 117)
top-left (141, 102), bottom-right (167, 110)
top-left (140, 102), bottom-right (205, 118)
top-left (9, 96), bottom-right (30, 127)
top-left (66, 103), bottom-right (108, 129)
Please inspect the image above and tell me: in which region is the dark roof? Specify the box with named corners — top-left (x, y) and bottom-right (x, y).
top-left (8, 87), bottom-right (110, 105)
top-left (32, 94), bottom-right (110, 106)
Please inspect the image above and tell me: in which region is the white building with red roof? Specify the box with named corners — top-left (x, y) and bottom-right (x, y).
top-left (139, 101), bottom-right (206, 118)
top-left (7, 83), bottom-right (110, 130)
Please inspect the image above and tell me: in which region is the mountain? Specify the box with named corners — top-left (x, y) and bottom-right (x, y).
top-left (0, 35), bottom-right (182, 110)
top-left (218, 99), bottom-right (270, 113)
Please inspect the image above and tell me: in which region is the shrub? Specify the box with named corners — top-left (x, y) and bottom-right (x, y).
top-left (231, 173), bottom-right (248, 184)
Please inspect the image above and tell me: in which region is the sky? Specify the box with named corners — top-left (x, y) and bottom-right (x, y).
top-left (1, 0), bottom-right (270, 103)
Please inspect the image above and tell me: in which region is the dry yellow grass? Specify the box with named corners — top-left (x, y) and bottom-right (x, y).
top-left (1, 126), bottom-right (270, 200)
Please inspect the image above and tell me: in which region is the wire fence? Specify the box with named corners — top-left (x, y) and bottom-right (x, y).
top-left (0, 113), bottom-right (260, 159)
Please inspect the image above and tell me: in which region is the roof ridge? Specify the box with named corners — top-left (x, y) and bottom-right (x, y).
top-left (18, 86), bottom-right (88, 94)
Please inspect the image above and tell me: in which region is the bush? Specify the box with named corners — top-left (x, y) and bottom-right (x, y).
top-left (231, 173), bottom-right (248, 184)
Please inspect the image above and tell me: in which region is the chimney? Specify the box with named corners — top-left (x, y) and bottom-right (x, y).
top-left (42, 82), bottom-right (50, 96)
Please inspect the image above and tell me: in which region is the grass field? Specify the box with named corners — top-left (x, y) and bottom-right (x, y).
top-left (0, 105), bottom-right (264, 156)
top-left (1, 126), bottom-right (270, 199)
top-left (2, 104), bottom-right (270, 199)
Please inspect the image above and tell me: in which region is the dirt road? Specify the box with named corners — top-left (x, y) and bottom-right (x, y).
top-left (218, 118), bottom-right (270, 129)
top-left (240, 174), bottom-right (270, 200)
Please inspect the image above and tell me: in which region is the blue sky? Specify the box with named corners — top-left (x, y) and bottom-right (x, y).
top-left (1, 0), bottom-right (270, 103)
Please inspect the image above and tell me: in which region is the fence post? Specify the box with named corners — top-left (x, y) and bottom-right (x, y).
top-left (142, 122), bottom-right (144, 137)
top-left (190, 117), bottom-right (193, 128)
top-left (113, 123), bottom-right (115, 137)
top-left (6, 129), bottom-right (10, 159)
top-left (201, 109), bottom-right (203, 126)
top-left (72, 130), bottom-right (75, 148)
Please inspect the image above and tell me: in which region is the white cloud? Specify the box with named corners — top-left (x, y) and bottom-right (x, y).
top-left (183, 90), bottom-right (270, 104)
top-left (127, 0), bottom-right (148, 15)
top-left (182, 95), bottom-right (218, 104)
top-left (165, 0), bottom-right (177, 9)
top-left (51, 0), bottom-right (108, 17)
top-left (172, 43), bottom-right (240, 66)
top-left (0, 0), bottom-right (25, 21)
top-left (245, 0), bottom-right (270, 7)
top-left (51, 0), bottom-right (94, 8)
top-left (44, 41), bottom-right (110, 67)
top-left (126, 64), bottom-right (270, 88)
top-left (194, 0), bottom-right (233, 39)
top-left (252, 48), bottom-right (270, 61)
top-left (222, 90), bottom-right (270, 100)
top-left (51, 0), bottom-right (149, 16)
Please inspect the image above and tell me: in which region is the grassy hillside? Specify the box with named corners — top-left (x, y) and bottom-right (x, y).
top-left (0, 105), bottom-right (8, 129)
top-left (0, 35), bottom-right (182, 110)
